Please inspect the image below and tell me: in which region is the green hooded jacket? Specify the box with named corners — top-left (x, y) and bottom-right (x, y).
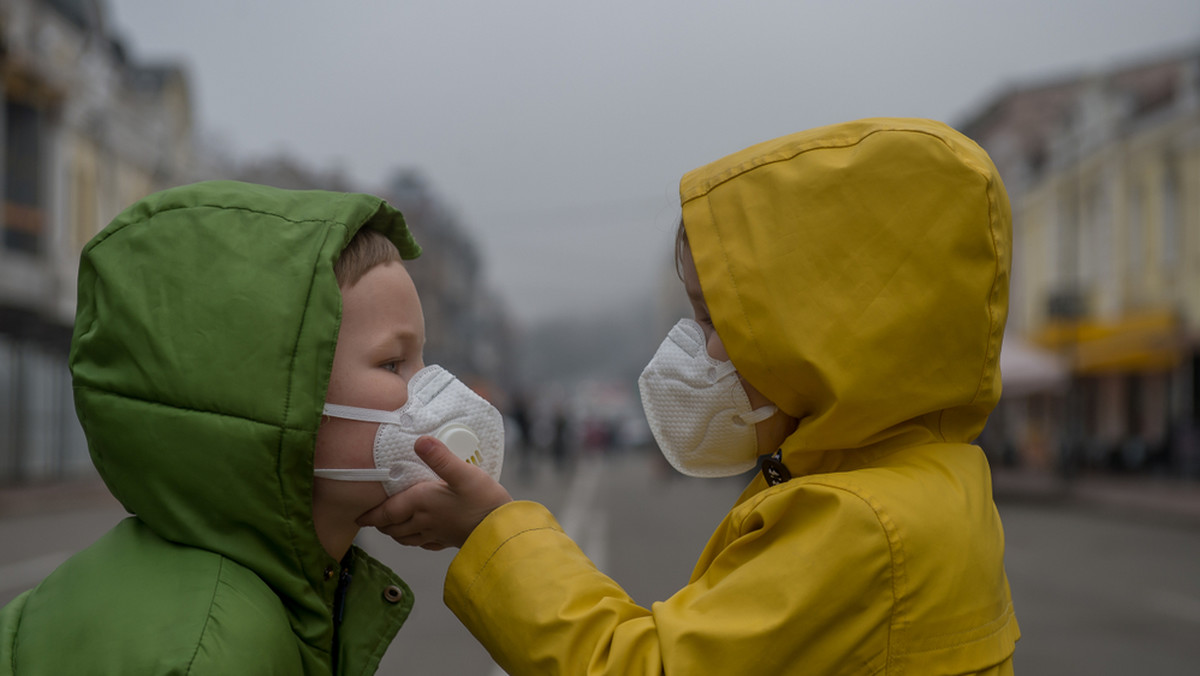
top-left (0, 181), bottom-right (422, 675)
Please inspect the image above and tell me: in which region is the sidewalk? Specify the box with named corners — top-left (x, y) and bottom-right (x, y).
top-left (0, 478), bottom-right (121, 520)
top-left (992, 467), bottom-right (1200, 527)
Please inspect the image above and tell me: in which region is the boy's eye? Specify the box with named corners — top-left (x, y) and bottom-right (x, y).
top-left (382, 361), bottom-right (400, 373)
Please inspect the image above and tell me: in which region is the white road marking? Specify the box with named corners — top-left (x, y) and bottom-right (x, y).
top-left (489, 457), bottom-right (608, 676)
top-left (582, 511), bottom-right (609, 573)
top-left (560, 456), bottom-right (605, 546)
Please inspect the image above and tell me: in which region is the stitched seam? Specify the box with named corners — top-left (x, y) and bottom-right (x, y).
top-left (8, 591), bottom-right (27, 673)
top-left (835, 647), bottom-right (889, 676)
top-left (282, 225), bottom-right (343, 655)
top-left (735, 480), bottom-right (901, 674)
top-left (683, 133), bottom-right (883, 201)
top-left (693, 126), bottom-right (1000, 425)
top-left (465, 526), bottom-right (561, 596)
top-left (360, 608), bottom-right (407, 676)
top-left (729, 480), bottom-right (785, 531)
top-left (905, 601), bottom-right (1017, 654)
top-left (356, 556), bottom-right (412, 676)
top-left (278, 226), bottom-right (328, 607)
top-left (86, 203), bottom-right (366, 254)
top-left (943, 169), bottom-right (1003, 439)
top-left (184, 557), bottom-right (225, 674)
top-left (799, 480), bottom-right (905, 674)
top-left (73, 384), bottom-right (306, 432)
top-left (683, 126), bottom-right (953, 202)
top-left (974, 174), bottom-right (1005, 406)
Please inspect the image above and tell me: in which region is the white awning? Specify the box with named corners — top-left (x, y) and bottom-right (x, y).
top-left (1000, 335), bottom-right (1069, 397)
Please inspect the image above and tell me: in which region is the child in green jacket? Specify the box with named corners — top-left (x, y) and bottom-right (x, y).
top-left (0, 181), bottom-right (465, 674)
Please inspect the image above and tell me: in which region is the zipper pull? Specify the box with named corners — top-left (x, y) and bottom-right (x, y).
top-left (333, 566), bottom-right (352, 625)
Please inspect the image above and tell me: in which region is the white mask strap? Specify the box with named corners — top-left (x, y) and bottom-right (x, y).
top-left (710, 358), bottom-right (739, 380)
top-left (313, 468), bottom-right (393, 481)
top-left (322, 403), bottom-right (398, 424)
top-left (737, 404), bottom-right (779, 426)
top-left (315, 406), bottom-right (400, 482)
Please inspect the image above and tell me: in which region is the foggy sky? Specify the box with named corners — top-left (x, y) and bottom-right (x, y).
top-left (107, 0), bottom-right (1200, 326)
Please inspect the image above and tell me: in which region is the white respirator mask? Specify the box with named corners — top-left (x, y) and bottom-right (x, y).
top-left (314, 365), bottom-right (504, 495)
top-left (638, 319), bottom-right (777, 478)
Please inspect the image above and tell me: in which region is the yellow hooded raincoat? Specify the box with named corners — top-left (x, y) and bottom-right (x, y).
top-left (445, 118), bottom-right (1020, 675)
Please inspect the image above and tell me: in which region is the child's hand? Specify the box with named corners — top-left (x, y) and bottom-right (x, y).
top-left (357, 435), bottom-right (513, 550)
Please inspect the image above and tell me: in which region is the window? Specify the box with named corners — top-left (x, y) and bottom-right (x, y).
top-left (1082, 179), bottom-right (1113, 286)
top-left (1054, 186), bottom-right (1076, 287)
top-left (1161, 157), bottom-right (1180, 270)
top-left (3, 100), bottom-right (45, 254)
top-left (1128, 182), bottom-right (1144, 275)
top-left (70, 146), bottom-right (98, 251)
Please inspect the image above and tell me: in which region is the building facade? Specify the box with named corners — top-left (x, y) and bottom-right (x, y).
top-left (233, 162), bottom-right (519, 403)
top-left (382, 170), bottom-right (516, 405)
top-left (0, 0), bottom-right (198, 483)
top-left (0, 1), bottom-right (516, 486)
top-left (962, 46), bottom-right (1200, 476)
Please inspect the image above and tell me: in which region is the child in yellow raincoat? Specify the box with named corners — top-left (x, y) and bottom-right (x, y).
top-left (361, 118), bottom-right (1020, 674)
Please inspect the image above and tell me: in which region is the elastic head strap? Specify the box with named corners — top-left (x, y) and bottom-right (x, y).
top-left (322, 403), bottom-right (397, 425)
top-left (737, 404), bottom-right (778, 426)
top-left (313, 468), bottom-right (393, 481)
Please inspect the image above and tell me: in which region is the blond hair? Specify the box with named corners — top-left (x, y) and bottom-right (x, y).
top-left (334, 228), bottom-right (403, 288)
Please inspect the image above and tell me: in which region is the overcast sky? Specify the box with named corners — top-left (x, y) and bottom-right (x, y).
top-left (107, 0), bottom-right (1200, 326)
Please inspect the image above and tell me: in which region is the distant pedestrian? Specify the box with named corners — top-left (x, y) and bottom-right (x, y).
top-left (551, 403), bottom-right (571, 471)
top-left (510, 390), bottom-right (534, 451)
top-left (508, 389), bottom-right (536, 479)
top-left (360, 119), bottom-right (1020, 674)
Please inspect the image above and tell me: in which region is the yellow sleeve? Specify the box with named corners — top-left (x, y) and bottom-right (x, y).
top-left (445, 485), bottom-right (897, 676)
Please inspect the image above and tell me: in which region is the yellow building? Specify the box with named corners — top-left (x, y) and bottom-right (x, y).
top-left (962, 46), bottom-right (1200, 476)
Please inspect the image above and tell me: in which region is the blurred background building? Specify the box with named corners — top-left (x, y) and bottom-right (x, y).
top-left (0, 0), bottom-right (515, 485)
top-left (0, 0), bottom-right (199, 484)
top-left (964, 46), bottom-right (1200, 478)
top-left (380, 169), bottom-right (516, 405)
top-left (2, 0), bottom-right (1198, 487)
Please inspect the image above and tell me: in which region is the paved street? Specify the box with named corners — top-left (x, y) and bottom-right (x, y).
top-left (3, 452), bottom-right (1200, 674)
top-left (1000, 500), bottom-right (1200, 674)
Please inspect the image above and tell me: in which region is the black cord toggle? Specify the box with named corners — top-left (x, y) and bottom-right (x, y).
top-left (761, 449), bottom-right (791, 486)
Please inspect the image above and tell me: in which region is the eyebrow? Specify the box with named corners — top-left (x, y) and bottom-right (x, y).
top-left (370, 329), bottom-right (421, 353)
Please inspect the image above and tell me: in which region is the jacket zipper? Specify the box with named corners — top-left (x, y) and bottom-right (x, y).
top-left (331, 565), bottom-right (352, 675)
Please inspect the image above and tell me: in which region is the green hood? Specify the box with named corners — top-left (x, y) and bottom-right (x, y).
top-left (69, 180), bottom-right (420, 660)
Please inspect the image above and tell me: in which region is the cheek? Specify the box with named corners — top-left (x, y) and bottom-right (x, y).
top-left (313, 419), bottom-right (380, 469)
top-left (705, 331), bottom-right (731, 362)
top-left (739, 376), bottom-right (773, 409)
top-left (330, 370), bottom-right (412, 411)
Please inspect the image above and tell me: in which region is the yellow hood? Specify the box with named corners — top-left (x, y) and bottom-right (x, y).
top-left (680, 118), bottom-right (1010, 472)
